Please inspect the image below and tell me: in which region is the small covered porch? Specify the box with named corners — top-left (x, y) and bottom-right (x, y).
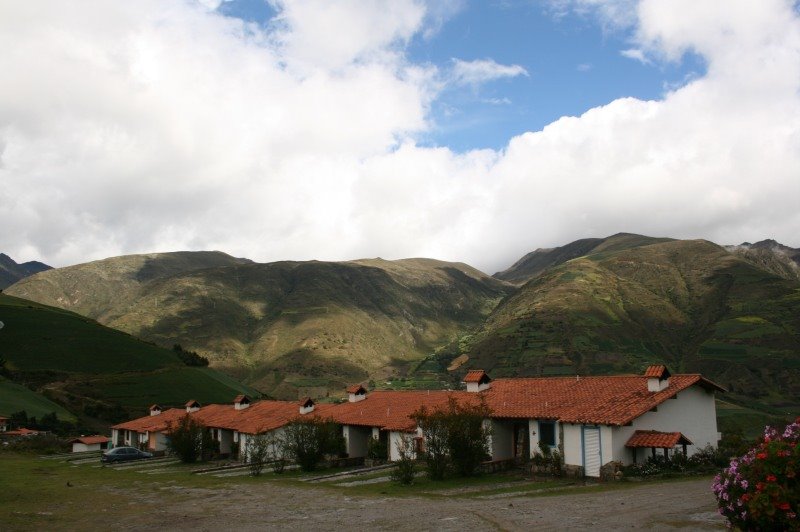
top-left (625, 430), bottom-right (693, 463)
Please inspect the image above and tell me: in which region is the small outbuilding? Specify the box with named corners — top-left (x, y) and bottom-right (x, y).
top-left (70, 435), bottom-right (111, 453)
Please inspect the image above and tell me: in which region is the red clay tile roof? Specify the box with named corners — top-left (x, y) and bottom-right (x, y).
top-left (113, 401), bottom-right (339, 436)
top-left (463, 370), bottom-right (489, 384)
top-left (71, 435), bottom-right (110, 445)
top-left (185, 400), bottom-right (200, 408)
top-left (112, 408), bottom-right (188, 433)
top-left (625, 430), bottom-right (693, 448)
top-left (4, 427), bottom-right (39, 436)
top-left (330, 390), bottom-right (480, 432)
top-left (346, 384), bottom-right (366, 394)
top-left (482, 374), bottom-right (723, 426)
top-left (194, 400), bottom-right (338, 435)
top-left (644, 365), bottom-right (668, 378)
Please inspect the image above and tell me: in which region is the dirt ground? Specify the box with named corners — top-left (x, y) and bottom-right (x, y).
top-left (110, 477), bottom-right (725, 531)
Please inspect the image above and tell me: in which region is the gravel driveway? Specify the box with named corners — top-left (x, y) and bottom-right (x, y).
top-left (118, 477), bottom-right (725, 531)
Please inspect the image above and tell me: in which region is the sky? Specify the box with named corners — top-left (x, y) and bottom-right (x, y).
top-left (1, 0), bottom-right (799, 274)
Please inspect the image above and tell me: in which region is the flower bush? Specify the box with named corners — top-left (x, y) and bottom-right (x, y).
top-left (713, 418), bottom-right (799, 530)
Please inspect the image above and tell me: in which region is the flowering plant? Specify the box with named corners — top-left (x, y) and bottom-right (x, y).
top-left (713, 418), bottom-right (799, 530)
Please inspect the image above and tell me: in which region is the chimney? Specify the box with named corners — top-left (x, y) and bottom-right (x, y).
top-left (645, 365), bottom-right (671, 392)
top-left (149, 404), bottom-right (162, 416)
top-left (185, 399), bottom-right (201, 413)
top-left (463, 370), bottom-right (491, 392)
top-left (233, 394), bottom-right (251, 410)
top-left (346, 384), bottom-right (367, 403)
top-left (299, 397), bottom-right (315, 415)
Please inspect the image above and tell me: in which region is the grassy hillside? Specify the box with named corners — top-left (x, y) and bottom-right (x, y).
top-left (459, 236), bottom-right (800, 415)
top-left (0, 294), bottom-right (258, 421)
top-left (6, 250), bottom-right (251, 320)
top-left (0, 378), bottom-right (75, 422)
top-left (7, 255), bottom-right (511, 400)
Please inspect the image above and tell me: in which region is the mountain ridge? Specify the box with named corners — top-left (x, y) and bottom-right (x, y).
top-left (0, 253), bottom-right (52, 289)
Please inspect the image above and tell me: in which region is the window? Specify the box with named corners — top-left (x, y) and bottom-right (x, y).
top-left (539, 421), bottom-right (556, 447)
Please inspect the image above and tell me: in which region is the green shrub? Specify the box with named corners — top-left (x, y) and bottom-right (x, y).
top-left (283, 417), bottom-right (344, 472)
top-left (414, 397), bottom-right (492, 479)
top-left (166, 414), bottom-right (205, 463)
top-left (366, 436), bottom-right (387, 461)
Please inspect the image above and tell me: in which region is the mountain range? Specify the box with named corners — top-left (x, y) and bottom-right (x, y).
top-left (6, 253), bottom-right (510, 400)
top-left (3, 234), bottom-right (799, 428)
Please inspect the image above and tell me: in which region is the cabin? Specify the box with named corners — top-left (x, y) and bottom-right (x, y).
top-left (0, 415), bottom-right (8, 432)
top-left (110, 407), bottom-right (187, 451)
top-left (472, 365), bottom-right (723, 476)
top-left (71, 435), bottom-right (110, 452)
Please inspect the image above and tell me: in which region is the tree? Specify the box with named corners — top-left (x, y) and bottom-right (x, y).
top-left (413, 406), bottom-right (451, 480)
top-left (172, 344), bottom-right (209, 367)
top-left (247, 432), bottom-right (272, 476)
top-left (283, 417), bottom-right (344, 472)
top-left (445, 398), bottom-right (491, 477)
top-left (166, 414), bottom-right (205, 463)
top-left (414, 397), bottom-right (492, 480)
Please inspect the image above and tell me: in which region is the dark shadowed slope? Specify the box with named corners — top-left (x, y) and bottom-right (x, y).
top-left (0, 253), bottom-right (51, 289)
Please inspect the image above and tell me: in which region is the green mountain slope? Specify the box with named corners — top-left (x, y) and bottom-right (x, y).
top-left (0, 294), bottom-right (258, 421)
top-left (7, 256), bottom-right (511, 399)
top-left (6, 250), bottom-right (251, 320)
top-left (493, 233), bottom-right (673, 284)
top-left (463, 236), bottom-right (800, 411)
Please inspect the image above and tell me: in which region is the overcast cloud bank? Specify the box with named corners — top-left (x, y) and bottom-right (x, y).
top-left (1, 0), bottom-right (798, 273)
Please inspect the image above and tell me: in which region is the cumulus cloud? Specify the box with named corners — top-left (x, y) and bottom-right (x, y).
top-left (0, 0), bottom-right (799, 275)
top-left (450, 58), bottom-right (529, 86)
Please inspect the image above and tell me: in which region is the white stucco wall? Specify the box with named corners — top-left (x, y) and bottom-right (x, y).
top-left (239, 428), bottom-right (286, 462)
top-left (72, 442), bottom-right (103, 453)
top-left (388, 431), bottom-right (416, 461)
top-left (561, 424), bottom-right (583, 467)
top-left (611, 385), bottom-right (719, 465)
top-left (600, 425), bottom-right (613, 466)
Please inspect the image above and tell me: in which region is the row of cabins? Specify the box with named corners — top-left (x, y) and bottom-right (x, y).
top-left (111, 366), bottom-right (723, 477)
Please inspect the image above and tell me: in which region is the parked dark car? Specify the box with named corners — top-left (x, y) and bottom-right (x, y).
top-left (101, 446), bottom-right (153, 463)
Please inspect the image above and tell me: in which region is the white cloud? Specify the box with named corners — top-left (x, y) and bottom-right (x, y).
top-left (450, 58), bottom-right (529, 86)
top-left (620, 48), bottom-right (651, 64)
top-left (1, 0), bottom-right (799, 275)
